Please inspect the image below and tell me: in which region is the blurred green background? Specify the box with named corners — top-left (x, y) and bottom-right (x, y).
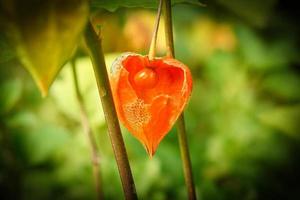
top-left (1, 0), bottom-right (300, 199)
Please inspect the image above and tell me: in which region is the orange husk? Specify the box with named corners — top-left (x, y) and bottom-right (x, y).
top-left (110, 53), bottom-right (193, 156)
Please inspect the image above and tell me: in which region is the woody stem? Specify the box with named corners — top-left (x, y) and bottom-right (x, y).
top-left (162, 0), bottom-right (197, 200)
top-left (84, 21), bottom-right (138, 200)
top-left (148, 0), bottom-right (163, 60)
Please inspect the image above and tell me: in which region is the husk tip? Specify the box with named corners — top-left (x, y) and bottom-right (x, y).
top-left (146, 145), bottom-right (156, 158)
top-left (37, 80), bottom-right (49, 98)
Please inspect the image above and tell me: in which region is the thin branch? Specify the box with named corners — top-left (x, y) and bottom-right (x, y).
top-left (176, 114), bottom-right (197, 200)
top-left (162, 0), bottom-right (175, 58)
top-left (84, 21), bottom-right (138, 200)
top-left (162, 0), bottom-right (197, 199)
top-left (71, 59), bottom-right (103, 200)
top-left (148, 0), bottom-right (163, 60)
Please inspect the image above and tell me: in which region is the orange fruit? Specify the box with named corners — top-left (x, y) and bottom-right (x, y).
top-left (110, 53), bottom-right (193, 156)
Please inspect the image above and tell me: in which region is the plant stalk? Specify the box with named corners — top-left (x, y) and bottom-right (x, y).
top-left (162, 0), bottom-right (197, 199)
top-left (84, 21), bottom-right (138, 200)
top-left (148, 0), bottom-right (163, 60)
top-left (71, 59), bottom-right (103, 200)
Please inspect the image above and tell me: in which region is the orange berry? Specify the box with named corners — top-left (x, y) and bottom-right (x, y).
top-left (134, 68), bottom-right (158, 88)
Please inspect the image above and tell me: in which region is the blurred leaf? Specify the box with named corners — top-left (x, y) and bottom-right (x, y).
top-left (262, 72), bottom-right (300, 101)
top-left (91, 0), bottom-right (203, 12)
top-left (258, 105), bottom-right (300, 137)
top-left (216, 0), bottom-right (277, 27)
top-left (0, 0), bottom-right (89, 96)
top-left (201, 180), bottom-right (223, 200)
top-left (22, 171), bottom-right (56, 200)
top-left (22, 124), bottom-right (71, 165)
top-left (0, 78), bottom-right (22, 114)
top-left (0, 32), bottom-right (15, 63)
top-left (51, 57), bottom-right (105, 126)
top-left (53, 131), bottom-right (97, 199)
top-left (177, 18), bottom-right (237, 66)
top-left (5, 111), bottom-right (38, 128)
top-left (236, 26), bottom-right (295, 71)
top-left (133, 158), bottom-right (162, 195)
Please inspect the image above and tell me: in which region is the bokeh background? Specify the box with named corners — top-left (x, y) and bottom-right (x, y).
top-left (1, 0), bottom-right (300, 199)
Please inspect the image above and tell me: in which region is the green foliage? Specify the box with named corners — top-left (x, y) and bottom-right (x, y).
top-left (91, 0), bottom-right (202, 11)
top-left (262, 72), bottom-right (300, 101)
top-left (216, 0), bottom-right (277, 26)
top-left (0, 33), bottom-right (16, 63)
top-left (0, 78), bottom-right (22, 114)
top-left (258, 105), bottom-right (300, 137)
top-left (236, 26), bottom-right (296, 70)
top-left (0, 0), bottom-right (89, 96)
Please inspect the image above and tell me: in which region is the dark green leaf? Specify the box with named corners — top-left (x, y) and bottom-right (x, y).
top-left (258, 105), bottom-right (300, 137)
top-left (0, 78), bottom-right (22, 114)
top-left (236, 26), bottom-right (295, 71)
top-left (0, 32), bottom-right (16, 63)
top-left (216, 0), bottom-right (277, 27)
top-left (91, 0), bottom-right (203, 12)
top-left (262, 72), bottom-right (300, 101)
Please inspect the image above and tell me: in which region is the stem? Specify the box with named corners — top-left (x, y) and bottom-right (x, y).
top-left (162, 0), bottom-right (197, 199)
top-left (71, 59), bottom-right (103, 200)
top-left (162, 0), bottom-right (175, 58)
top-left (176, 114), bottom-right (197, 200)
top-left (148, 0), bottom-right (163, 60)
top-left (84, 21), bottom-right (138, 200)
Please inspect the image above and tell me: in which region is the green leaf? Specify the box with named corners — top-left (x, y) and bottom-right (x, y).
top-left (0, 0), bottom-right (89, 96)
top-left (5, 111), bottom-right (38, 129)
top-left (262, 72), bottom-right (300, 101)
top-left (0, 32), bottom-right (16, 63)
top-left (236, 26), bottom-right (295, 71)
top-left (216, 0), bottom-right (277, 27)
top-left (22, 124), bottom-right (71, 165)
top-left (91, 0), bottom-right (203, 12)
top-left (0, 78), bottom-right (22, 114)
top-left (50, 57), bottom-right (105, 126)
top-left (258, 105), bottom-right (300, 137)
